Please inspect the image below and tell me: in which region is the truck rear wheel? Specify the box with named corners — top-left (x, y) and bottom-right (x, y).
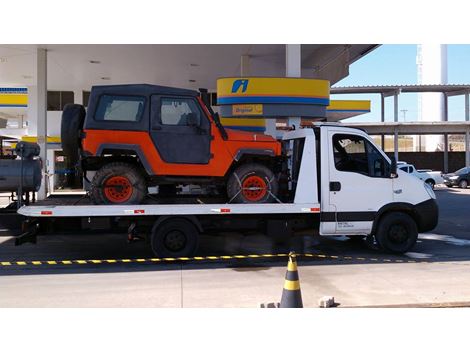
top-left (375, 212), bottom-right (418, 254)
top-left (151, 218), bottom-right (199, 257)
top-left (91, 162), bottom-right (147, 205)
top-left (227, 163), bottom-right (278, 203)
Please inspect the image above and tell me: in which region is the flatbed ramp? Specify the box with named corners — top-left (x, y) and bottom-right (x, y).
top-left (18, 202), bottom-right (321, 217)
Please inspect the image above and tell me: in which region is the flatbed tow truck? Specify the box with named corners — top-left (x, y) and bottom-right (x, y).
top-left (16, 125), bottom-right (439, 257)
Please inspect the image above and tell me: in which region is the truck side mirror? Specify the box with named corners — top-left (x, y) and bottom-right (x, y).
top-left (390, 156), bottom-right (398, 178)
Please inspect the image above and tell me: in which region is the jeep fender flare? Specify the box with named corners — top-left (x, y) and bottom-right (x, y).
top-left (233, 148), bottom-right (276, 162)
top-left (95, 143), bottom-right (154, 175)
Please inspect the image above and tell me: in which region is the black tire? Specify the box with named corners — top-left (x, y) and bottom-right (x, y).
top-left (151, 218), bottom-right (199, 257)
top-left (61, 104), bottom-right (86, 165)
top-left (90, 162), bottom-right (147, 205)
top-left (425, 179), bottom-right (435, 189)
top-left (375, 212), bottom-right (418, 254)
top-left (459, 179), bottom-right (468, 189)
top-left (227, 163), bottom-right (278, 203)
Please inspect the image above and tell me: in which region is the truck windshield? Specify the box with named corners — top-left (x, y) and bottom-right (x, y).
top-left (333, 134), bottom-right (390, 178)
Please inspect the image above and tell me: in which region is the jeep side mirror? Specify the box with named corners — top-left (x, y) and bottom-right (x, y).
top-left (390, 156), bottom-right (398, 178)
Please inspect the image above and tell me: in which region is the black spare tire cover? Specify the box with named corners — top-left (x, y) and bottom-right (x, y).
top-left (61, 104), bottom-right (86, 165)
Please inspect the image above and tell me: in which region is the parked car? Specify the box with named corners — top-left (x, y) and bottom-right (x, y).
top-left (397, 162), bottom-right (442, 188)
top-left (442, 167), bottom-right (470, 188)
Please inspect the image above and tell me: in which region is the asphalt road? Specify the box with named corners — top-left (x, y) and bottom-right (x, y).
top-left (1, 186), bottom-right (470, 307)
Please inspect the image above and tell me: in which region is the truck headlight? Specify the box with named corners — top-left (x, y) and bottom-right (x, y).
top-left (424, 182), bottom-right (436, 199)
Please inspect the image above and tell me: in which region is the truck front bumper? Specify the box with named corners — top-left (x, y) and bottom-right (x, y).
top-left (414, 198), bottom-right (439, 233)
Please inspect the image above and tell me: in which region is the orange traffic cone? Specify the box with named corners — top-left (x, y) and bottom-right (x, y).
top-left (280, 251), bottom-right (303, 308)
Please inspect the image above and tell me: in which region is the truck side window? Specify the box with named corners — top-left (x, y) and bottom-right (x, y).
top-left (160, 98), bottom-right (201, 126)
top-left (95, 95), bottom-right (145, 122)
top-left (333, 134), bottom-right (390, 178)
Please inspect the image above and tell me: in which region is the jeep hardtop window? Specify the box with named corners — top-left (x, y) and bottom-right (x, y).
top-left (333, 134), bottom-right (390, 178)
top-left (95, 95), bottom-right (145, 122)
top-left (160, 97), bottom-right (201, 126)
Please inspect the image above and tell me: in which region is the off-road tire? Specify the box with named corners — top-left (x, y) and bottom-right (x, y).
top-left (227, 163), bottom-right (278, 203)
top-left (90, 162), bottom-right (147, 205)
top-left (61, 104), bottom-right (86, 165)
top-left (375, 212), bottom-right (418, 254)
top-left (151, 218), bottom-right (199, 257)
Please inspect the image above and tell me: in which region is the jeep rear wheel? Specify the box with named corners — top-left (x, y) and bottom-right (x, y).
top-left (91, 162), bottom-right (147, 205)
top-left (227, 163), bottom-right (278, 203)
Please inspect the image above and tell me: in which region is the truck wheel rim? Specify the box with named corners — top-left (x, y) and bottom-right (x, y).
top-left (104, 176), bottom-right (132, 203)
top-left (241, 175), bottom-right (268, 202)
top-left (388, 224), bottom-right (408, 244)
top-left (164, 230), bottom-right (187, 251)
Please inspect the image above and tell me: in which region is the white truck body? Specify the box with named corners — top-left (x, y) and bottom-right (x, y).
top-left (18, 125), bottom-right (439, 255)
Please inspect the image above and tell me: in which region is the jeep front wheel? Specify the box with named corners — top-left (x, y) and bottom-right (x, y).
top-left (227, 163), bottom-right (278, 203)
top-left (91, 162), bottom-right (147, 205)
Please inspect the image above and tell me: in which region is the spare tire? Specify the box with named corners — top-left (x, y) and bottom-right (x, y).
top-left (61, 104), bottom-right (86, 165)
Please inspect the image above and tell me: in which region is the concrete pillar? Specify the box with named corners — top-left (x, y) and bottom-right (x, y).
top-left (393, 92), bottom-right (399, 161)
top-left (444, 134), bottom-right (449, 173)
top-left (285, 44), bottom-right (301, 129)
top-left (465, 92), bottom-right (469, 121)
top-left (465, 130), bottom-right (470, 168)
top-left (380, 93), bottom-right (385, 149)
top-left (74, 89), bottom-right (83, 105)
top-left (466, 94), bottom-right (469, 167)
top-left (394, 129), bottom-right (399, 162)
top-left (240, 55), bottom-right (250, 77)
top-left (36, 48), bottom-right (48, 200)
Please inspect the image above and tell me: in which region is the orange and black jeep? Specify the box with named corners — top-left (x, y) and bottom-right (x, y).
top-left (61, 84), bottom-right (282, 205)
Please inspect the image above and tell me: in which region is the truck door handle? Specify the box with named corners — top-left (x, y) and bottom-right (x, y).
top-left (152, 125), bottom-right (162, 130)
top-left (330, 181), bottom-right (341, 192)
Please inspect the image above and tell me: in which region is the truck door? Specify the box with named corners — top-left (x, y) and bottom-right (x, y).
top-left (320, 130), bottom-right (393, 235)
top-left (150, 95), bottom-right (212, 164)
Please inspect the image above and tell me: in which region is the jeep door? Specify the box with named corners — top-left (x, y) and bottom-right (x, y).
top-left (150, 95), bottom-right (212, 164)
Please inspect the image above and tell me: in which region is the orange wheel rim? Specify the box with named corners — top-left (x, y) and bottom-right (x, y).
top-left (241, 175), bottom-right (268, 202)
top-left (104, 176), bottom-right (133, 203)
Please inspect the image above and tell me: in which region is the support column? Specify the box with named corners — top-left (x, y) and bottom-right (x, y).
top-left (465, 92), bottom-right (469, 122)
top-left (466, 94), bottom-right (469, 167)
top-left (393, 92), bottom-right (399, 161)
top-left (240, 55), bottom-right (250, 77)
top-left (444, 134), bottom-right (449, 173)
top-left (380, 93), bottom-right (385, 149)
top-left (465, 130), bottom-right (470, 168)
top-left (36, 48), bottom-right (48, 200)
top-left (285, 44), bottom-right (301, 129)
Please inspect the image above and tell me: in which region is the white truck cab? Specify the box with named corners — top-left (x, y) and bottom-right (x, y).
top-left (284, 125), bottom-right (437, 253)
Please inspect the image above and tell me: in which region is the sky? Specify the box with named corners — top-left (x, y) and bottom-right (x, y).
top-left (333, 44), bottom-right (470, 123)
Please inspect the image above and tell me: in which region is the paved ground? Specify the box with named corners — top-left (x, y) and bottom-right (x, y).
top-left (1, 186), bottom-right (470, 307)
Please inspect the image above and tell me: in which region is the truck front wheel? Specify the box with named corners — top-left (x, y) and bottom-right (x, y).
top-left (91, 162), bottom-right (147, 205)
top-left (375, 212), bottom-right (418, 254)
top-left (227, 163), bottom-right (279, 203)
